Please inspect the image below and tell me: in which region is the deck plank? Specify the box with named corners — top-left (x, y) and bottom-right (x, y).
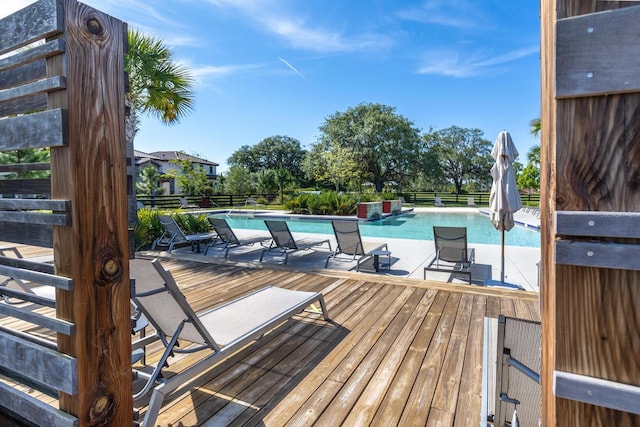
top-left (0, 250), bottom-right (541, 426)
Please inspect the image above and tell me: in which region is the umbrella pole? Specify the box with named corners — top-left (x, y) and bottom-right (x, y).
top-left (501, 225), bottom-right (505, 282)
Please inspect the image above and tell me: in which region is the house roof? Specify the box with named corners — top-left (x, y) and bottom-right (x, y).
top-left (148, 151), bottom-right (219, 166)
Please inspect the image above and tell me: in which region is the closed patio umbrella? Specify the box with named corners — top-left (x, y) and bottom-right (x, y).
top-left (489, 130), bottom-right (522, 282)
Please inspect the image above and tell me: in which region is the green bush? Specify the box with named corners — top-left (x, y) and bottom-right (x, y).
top-left (284, 191), bottom-right (357, 216)
top-left (134, 209), bottom-right (211, 250)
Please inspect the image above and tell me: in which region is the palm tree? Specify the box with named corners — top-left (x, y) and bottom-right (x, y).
top-left (125, 30), bottom-right (195, 143)
top-left (529, 117), bottom-right (541, 138)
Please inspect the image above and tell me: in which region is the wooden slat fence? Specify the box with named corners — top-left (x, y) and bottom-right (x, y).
top-left (0, 1), bottom-right (132, 426)
top-left (541, 2), bottom-right (640, 425)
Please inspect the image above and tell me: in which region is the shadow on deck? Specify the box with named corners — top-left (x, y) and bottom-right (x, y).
top-left (134, 254), bottom-right (539, 426)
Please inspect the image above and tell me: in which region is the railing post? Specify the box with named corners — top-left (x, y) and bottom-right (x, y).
top-left (50, 1), bottom-right (132, 425)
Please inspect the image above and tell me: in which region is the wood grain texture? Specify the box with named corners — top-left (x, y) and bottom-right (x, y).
top-left (543, 1), bottom-right (640, 424)
top-left (47, 0), bottom-right (132, 425)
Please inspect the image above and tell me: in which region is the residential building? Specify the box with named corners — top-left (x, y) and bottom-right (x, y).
top-left (134, 150), bottom-right (218, 195)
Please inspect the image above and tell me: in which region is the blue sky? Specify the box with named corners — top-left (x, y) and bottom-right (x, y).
top-left (3, 1), bottom-right (541, 173)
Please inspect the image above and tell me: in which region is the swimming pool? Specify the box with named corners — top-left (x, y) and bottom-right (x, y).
top-left (210, 212), bottom-right (540, 248)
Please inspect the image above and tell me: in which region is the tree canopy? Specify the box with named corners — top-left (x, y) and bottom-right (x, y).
top-left (227, 135), bottom-right (307, 182)
top-left (424, 126), bottom-right (493, 193)
top-left (309, 103), bottom-right (423, 192)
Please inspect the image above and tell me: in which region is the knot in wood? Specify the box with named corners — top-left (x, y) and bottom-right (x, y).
top-left (103, 259), bottom-right (119, 277)
top-left (89, 394), bottom-right (114, 424)
top-left (86, 17), bottom-right (104, 35)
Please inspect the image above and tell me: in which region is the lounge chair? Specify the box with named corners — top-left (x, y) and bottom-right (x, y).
top-left (151, 214), bottom-right (216, 253)
top-left (204, 217), bottom-right (271, 257)
top-left (435, 196), bottom-right (445, 207)
top-left (260, 220), bottom-right (332, 264)
top-left (424, 226), bottom-right (475, 283)
top-left (129, 258), bottom-right (329, 427)
top-left (325, 220), bottom-right (389, 272)
top-left (467, 196), bottom-right (477, 207)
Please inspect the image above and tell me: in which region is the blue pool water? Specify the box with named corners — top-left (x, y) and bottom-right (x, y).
top-left (210, 212), bottom-right (540, 248)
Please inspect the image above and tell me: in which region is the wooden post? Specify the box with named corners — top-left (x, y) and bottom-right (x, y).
top-left (50, 0), bottom-right (132, 425)
top-left (541, 1), bottom-right (640, 425)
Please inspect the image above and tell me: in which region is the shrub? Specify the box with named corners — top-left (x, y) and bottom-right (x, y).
top-left (134, 209), bottom-right (211, 250)
top-left (284, 191), bottom-right (357, 216)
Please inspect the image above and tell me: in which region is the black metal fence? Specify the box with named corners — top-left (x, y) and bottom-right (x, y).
top-left (135, 192), bottom-right (540, 210)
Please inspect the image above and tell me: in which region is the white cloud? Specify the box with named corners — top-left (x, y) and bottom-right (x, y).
top-left (204, 0), bottom-right (393, 54)
top-left (397, 0), bottom-right (489, 29)
top-left (417, 45), bottom-right (538, 78)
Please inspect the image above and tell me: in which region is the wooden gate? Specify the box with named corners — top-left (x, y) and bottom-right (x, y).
top-left (0, 0), bottom-right (132, 425)
top-left (541, 1), bottom-right (640, 425)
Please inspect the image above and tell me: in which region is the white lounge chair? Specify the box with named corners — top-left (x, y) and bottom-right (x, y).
top-left (204, 217), bottom-right (270, 257)
top-left (467, 196), bottom-right (477, 207)
top-left (325, 220), bottom-right (389, 272)
top-left (130, 258), bottom-right (329, 427)
top-left (151, 214), bottom-right (216, 253)
top-left (424, 226), bottom-right (475, 284)
top-left (260, 220), bottom-right (332, 264)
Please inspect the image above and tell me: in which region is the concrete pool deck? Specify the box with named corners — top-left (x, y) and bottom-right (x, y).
top-left (150, 207), bottom-right (541, 292)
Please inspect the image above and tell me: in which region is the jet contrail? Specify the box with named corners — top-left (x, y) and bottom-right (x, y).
top-left (278, 57), bottom-right (306, 80)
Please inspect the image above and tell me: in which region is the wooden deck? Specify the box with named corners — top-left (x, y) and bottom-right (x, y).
top-left (0, 247), bottom-right (540, 426)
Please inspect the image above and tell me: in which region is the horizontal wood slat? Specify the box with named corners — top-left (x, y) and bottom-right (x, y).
top-left (0, 222), bottom-right (53, 248)
top-left (0, 179), bottom-right (51, 196)
top-left (0, 162), bottom-right (50, 173)
top-left (555, 240), bottom-right (640, 270)
top-left (0, 198), bottom-right (66, 211)
top-left (554, 371), bottom-right (640, 415)
top-left (0, 76), bottom-right (66, 103)
top-left (0, 265), bottom-right (71, 291)
top-left (0, 39), bottom-right (64, 74)
top-left (0, 109), bottom-right (67, 151)
top-left (0, 211), bottom-right (70, 226)
top-left (0, 286), bottom-right (56, 308)
top-left (0, 303), bottom-right (74, 336)
top-left (0, 93), bottom-right (48, 118)
top-left (0, 381), bottom-right (78, 427)
top-left (556, 6), bottom-right (640, 98)
top-left (0, 332), bottom-right (77, 394)
top-left (0, 256), bottom-right (54, 275)
top-left (0, 0), bottom-right (63, 56)
top-left (0, 60), bottom-right (46, 91)
top-left (556, 211), bottom-right (640, 238)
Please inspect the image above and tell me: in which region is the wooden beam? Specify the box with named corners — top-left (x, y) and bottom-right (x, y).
top-left (542, 1), bottom-right (640, 425)
top-left (0, 109), bottom-right (67, 151)
top-left (50, 1), bottom-right (132, 425)
top-left (556, 210), bottom-right (640, 238)
top-left (0, 331), bottom-right (77, 394)
top-left (0, 222), bottom-right (53, 247)
top-left (0, 0), bottom-right (63, 55)
top-left (556, 6), bottom-right (640, 98)
top-left (554, 371), bottom-right (640, 415)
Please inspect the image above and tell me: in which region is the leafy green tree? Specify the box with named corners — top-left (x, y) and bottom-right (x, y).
top-left (313, 103), bottom-right (423, 192)
top-left (425, 126), bottom-right (492, 193)
top-left (517, 144), bottom-right (541, 191)
top-left (228, 135), bottom-right (307, 183)
top-left (165, 158), bottom-right (211, 195)
top-left (125, 30), bottom-right (195, 144)
top-left (304, 141), bottom-right (362, 192)
top-left (0, 149), bottom-right (50, 178)
top-left (256, 169), bottom-right (278, 194)
top-left (136, 165), bottom-right (165, 196)
top-left (225, 166), bottom-right (254, 194)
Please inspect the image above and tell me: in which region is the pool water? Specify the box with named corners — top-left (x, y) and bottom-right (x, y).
top-left (211, 212), bottom-right (540, 248)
